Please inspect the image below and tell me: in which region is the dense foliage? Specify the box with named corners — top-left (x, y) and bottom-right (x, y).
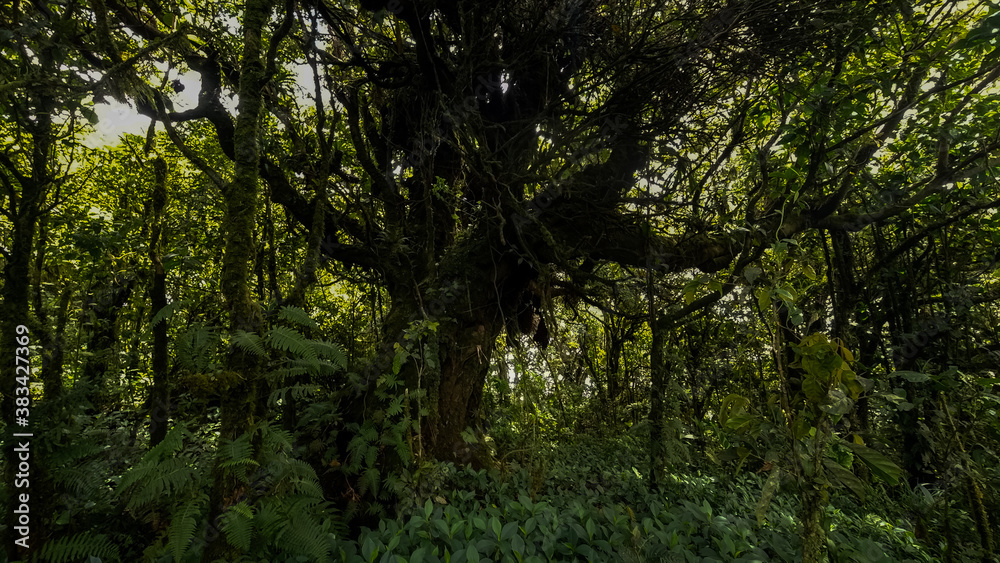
top-left (1, 0), bottom-right (999, 561)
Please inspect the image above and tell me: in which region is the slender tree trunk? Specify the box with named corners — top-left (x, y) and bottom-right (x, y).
top-left (202, 0), bottom-right (273, 559)
top-left (80, 276), bottom-right (134, 411)
top-left (41, 286), bottom-right (73, 402)
top-left (32, 216), bottom-right (70, 402)
top-left (648, 313), bottom-right (667, 489)
top-left (799, 413), bottom-right (832, 563)
top-left (148, 157), bottom-right (170, 447)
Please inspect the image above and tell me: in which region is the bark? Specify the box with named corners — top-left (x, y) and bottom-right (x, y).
top-left (80, 275), bottom-right (135, 411)
top-left (41, 286), bottom-right (73, 402)
top-left (202, 0), bottom-right (274, 558)
top-left (382, 275), bottom-right (508, 463)
top-left (0, 69), bottom-right (52, 561)
top-left (31, 217), bottom-right (72, 401)
top-left (148, 157), bottom-right (169, 447)
top-left (800, 484), bottom-right (827, 563)
top-left (648, 312), bottom-right (667, 489)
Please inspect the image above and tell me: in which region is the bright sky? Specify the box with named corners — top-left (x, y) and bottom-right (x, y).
top-left (84, 63), bottom-right (317, 148)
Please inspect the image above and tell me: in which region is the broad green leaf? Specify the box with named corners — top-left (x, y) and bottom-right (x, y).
top-left (847, 443), bottom-right (903, 485)
top-left (823, 458), bottom-right (866, 502)
top-left (893, 370), bottom-right (930, 383)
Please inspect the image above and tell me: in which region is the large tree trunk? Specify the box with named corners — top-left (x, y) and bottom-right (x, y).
top-left (1, 206), bottom-right (41, 562)
top-left (1, 68), bottom-right (52, 561)
top-left (363, 222), bottom-right (536, 465)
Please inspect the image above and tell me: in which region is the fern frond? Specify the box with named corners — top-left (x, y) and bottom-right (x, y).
top-left (54, 465), bottom-right (103, 496)
top-left (222, 501), bottom-right (254, 551)
top-left (232, 330), bottom-right (267, 358)
top-left (168, 494), bottom-right (207, 562)
top-left (176, 324), bottom-right (221, 373)
top-left (219, 457), bottom-right (260, 483)
top-left (143, 423), bottom-right (190, 462)
top-left (264, 365), bottom-right (311, 385)
top-left (122, 458), bottom-right (199, 511)
top-left (278, 306), bottom-right (319, 330)
top-left (49, 440), bottom-right (105, 466)
top-left (267, 384), bottom-right (320, 408)
top-left (216, 433), bottom-right (253, 464)
top-left (151, 301), bottom-right (183, 327)
top-left (254, 498), bottom-right (284, 539)
top-left (278, 513), bottom-right (331, 562)
top-left (311, 340), bottom-right (347, 369)
top-left (266, 326), bottom-right (316, 360)
top-left (216, 434), bottom-right (255, 483)
top-left (38, 532), bottom-right (119, 563)
top-left (260, 425), bottom-right (294, 454)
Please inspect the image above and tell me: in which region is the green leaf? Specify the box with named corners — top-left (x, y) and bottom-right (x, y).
top-left (150, 301), bottom-right (181, 327)
top-left (361, 536), bottom-right (378, 561)
top-left (757, 288), bottom-right (772, 310)
top-left (802, 374), bottom-right (827, 403)
top-left (81, 106), bottom-right (99, 125)
top-left (893, 370), bottom-right (930, 383)
top-left (755, 466), bottom-right (781, 525)
top-left (819, 389), bottom-right (853, 416)
top-left (847, 443), bottom-right (903, 485)
top-left (267, 326), bottom-right (317, 359)
top-left (232, 330), bottom-right (267, 357)
top-left (509, 534), bottom-right (525, 557)
top-left (279, 305), bottom-right (320, 329)
top-left (954, 11), bottom-right (1000, 50)
top-left (823, 458), bottom-right (866, 502)
top-left (490, 516), bottom-right (502, 539)
top-left (719, 394), bottom-right (750, 427)
top-left (501, 520), bottom-right (518, 540)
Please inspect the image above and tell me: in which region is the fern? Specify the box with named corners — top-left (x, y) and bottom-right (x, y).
top-left (167, 493), bottom-right (207, 562)
top-left (278, 305), bottom-right (319, 329)
top-left (267, 384), bottom-right (320, 408)
top-left (277, 510), bottom-right (331, 562)
top-left (117, 426), bottom-right (199, 510)
top-left (284, 357), bottom-right (322, 376)
top-left (222, 501), bottom-right (254, 551)
top-left (150, 301), bottom-right (183, 327)
top-left (265, 365), bottom-right (311, 384)
top-left (259, 424), bottom-right (294, 454)
top-left (121, 458), bottom-right (199, 511)
top-left (231, 330), bottom-right (267, 357)
top-left (266, 326), bottom-right (317, 360)
top-left (36, 532), bottom-right (120, 563)
top-left (144, 424), bottom-right (191, 462)
top-left (253, 498), bottom-right (284, 540)
top-left (216, 433), bottom-right (256, 483)
top-left (175, 324), bottom-right (221, 373)
top-left (311, 339), bottom-right (347, 369)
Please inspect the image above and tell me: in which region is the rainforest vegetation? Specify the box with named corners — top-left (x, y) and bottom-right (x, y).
top-left (1, 0), bottom-right (1000, 561)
